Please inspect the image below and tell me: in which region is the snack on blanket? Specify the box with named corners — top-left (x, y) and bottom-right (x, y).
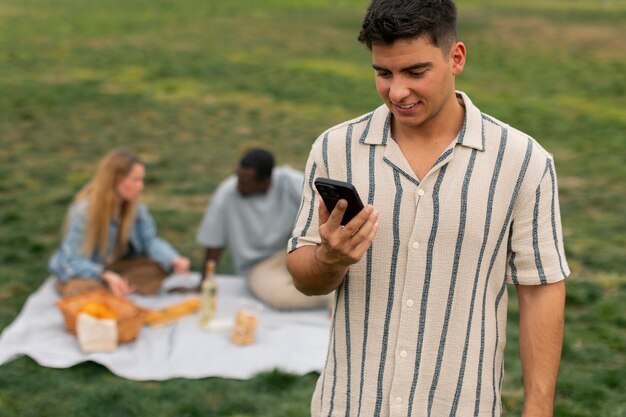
top-left (56, 289), bottom-right (146, 343)
top-left (80, 301), bottom-right (118, 320)
top-left (144, 297), bottom-right (201, 327)
top-left (230, 309), bottom-right (257, 345)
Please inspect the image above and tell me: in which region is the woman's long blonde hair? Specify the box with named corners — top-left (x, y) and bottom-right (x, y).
top-left (72, 149), bottom-right (143, 257)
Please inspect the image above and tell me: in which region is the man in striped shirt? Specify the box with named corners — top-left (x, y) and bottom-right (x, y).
top-left (287, 0), bottom-right (569, 416)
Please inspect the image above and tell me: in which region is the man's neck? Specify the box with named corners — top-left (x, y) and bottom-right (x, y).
top-left (390, 95), bottom-right (466, 180)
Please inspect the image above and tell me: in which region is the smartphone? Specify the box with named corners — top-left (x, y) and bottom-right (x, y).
top-left (314, 177), bottom-right (365, 226)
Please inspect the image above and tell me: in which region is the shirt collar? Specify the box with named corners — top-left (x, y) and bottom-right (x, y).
top-left (359, 90), bottom-right (485, 152)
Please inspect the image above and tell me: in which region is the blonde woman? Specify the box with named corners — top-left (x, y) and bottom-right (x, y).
top-left (48, 149), bottom-right (190, 298)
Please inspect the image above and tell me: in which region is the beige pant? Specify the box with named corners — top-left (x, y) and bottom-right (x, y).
top-left (56, 256), bottom-right (168, 298)
top-left (247, 251), bottom-right (332, 310)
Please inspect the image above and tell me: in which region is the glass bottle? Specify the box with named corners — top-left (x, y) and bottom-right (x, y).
top-left (199, 260), bottom-right (217, 328)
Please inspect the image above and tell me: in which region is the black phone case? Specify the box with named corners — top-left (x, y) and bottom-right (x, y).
top-left (314, 178), bottom-right (365, 225)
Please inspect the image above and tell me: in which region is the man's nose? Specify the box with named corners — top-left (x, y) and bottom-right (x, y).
top-left (389, 78), bottom-right (411, 103)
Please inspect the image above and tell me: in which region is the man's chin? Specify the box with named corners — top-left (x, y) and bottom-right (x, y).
top-left (392, 114), bottom-right (427, 129)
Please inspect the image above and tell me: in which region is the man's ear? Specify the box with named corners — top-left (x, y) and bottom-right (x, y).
top-left (261, 176), bottom-right (272, 191)
top-left (450, 41), bottom-right (466, 76)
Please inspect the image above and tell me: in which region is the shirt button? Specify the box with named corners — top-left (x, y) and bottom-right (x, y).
top-left (412, 241), bottom-right (420, 249)
top-left (406, 299), bottom-right (414, 307)
top-left (400, 350), bottom-right (407, 358)
top-left (396, 397), bottom-right (402, 404)
top-left (417, 189), bottom-right (425, 196)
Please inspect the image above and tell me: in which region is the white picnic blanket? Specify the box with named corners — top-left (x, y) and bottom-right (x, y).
top-left (0, 274), bottom-right (330, 381)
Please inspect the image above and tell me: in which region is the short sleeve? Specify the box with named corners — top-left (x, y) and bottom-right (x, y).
top-left (506, 158), bottom-right (570, 285)
top-left (288, 140), bottom-right (327, 252)
top-left (284, 167), bottom-right (305, 208)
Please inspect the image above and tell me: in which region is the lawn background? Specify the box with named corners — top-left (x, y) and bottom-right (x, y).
top-left (0, 0), bottom-right (625, 415)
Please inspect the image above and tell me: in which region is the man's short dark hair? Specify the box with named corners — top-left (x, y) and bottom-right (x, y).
top-left (358, 0), bottom-right (458, 51)
top-left (240, 148), bottom-right (275, 179)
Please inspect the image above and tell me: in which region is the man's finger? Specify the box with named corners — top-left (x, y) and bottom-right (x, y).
top-left (326, 199), bottom-right (348, 229)
top-left (348, 212), bottom-right (374, 239)
top-left (343, 205), bottom-right (376, 237)
top-left (353, 220), bottom-right (379, 254)
top-left (318, 197), bottom-right (330, 224)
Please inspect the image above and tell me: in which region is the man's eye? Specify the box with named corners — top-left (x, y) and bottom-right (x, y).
top-left (376, 72), bottom-right (391, 78)
top-left (409, 71), bottom-right (425, 78)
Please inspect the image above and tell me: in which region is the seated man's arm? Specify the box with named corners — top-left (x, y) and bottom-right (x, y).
top-left (201, 247), bottom-right (224, 280)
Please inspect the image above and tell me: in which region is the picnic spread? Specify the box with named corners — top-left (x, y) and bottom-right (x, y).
top-left (0, 273), bottom-right (330, 381)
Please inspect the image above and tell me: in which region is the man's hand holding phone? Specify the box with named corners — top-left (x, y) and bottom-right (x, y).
top-left (286, 178), bottom-right (378, 296)
top-left (314, 178), bottom-right (379, 270)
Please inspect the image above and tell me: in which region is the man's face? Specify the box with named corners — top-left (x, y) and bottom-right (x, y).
top-left (371, 36), bottom-right (465, 132)
top-left (236, 167), bottom-right (270, 196)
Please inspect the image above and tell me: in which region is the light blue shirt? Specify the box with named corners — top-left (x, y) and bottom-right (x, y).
top-left (196, 166), bottom-right (304, 276)
top-left (48, 200), bottom-right (179, 281)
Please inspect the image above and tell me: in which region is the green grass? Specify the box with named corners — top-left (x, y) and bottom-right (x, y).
top-left (1, 0), bottom-right (625, 415)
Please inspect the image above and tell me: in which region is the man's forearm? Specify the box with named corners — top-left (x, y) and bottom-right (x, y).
top-left (201, 248), bottom-right (223, 280)
top-left (287, 245), bottom-right (347, 296)
top-left (517, 280), bottom-right (566, 417)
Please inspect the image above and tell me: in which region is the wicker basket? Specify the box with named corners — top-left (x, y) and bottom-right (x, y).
top-left (56, 289), bottom-right (147, 343)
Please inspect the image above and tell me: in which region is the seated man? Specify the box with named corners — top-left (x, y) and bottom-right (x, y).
top-left (196, 148), bottom-right (330, 310)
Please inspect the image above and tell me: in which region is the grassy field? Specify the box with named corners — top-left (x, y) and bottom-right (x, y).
top-left (1, 0), bottom-right (625, 415)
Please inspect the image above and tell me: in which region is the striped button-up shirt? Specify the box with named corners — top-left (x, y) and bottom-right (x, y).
top-left (290, 91), bottom-right (569, 417)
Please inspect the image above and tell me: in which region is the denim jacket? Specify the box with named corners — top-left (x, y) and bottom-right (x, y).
top-left (48, 200), bottom-right (179, 281)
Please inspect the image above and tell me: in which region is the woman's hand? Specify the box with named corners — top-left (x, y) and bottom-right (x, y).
top-left (101, 271), bottom-right (134, 298)
top-left (171, 256), bottom-right (191, 274)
